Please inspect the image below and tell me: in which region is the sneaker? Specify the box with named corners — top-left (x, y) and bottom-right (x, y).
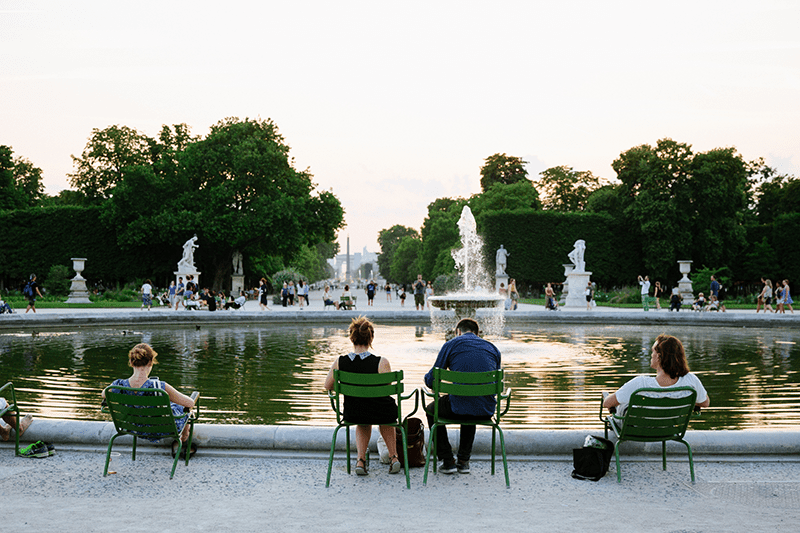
top-left (43, 441), bottom-right (56, 456)
top-left (456, 460), bottom-right (470, 474)
top-left (19, 440), bottom-right (49, 458)
top-left (439, 459), bottom-right (457, 474)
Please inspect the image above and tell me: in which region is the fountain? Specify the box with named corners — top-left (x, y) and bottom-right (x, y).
top-left (428, 206), bottom-right (505, 333)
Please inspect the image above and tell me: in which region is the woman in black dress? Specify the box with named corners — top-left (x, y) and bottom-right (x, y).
top-left (324, 316), bottom-right (401, 476)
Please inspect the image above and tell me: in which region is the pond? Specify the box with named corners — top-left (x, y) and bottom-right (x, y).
top-left (2, 323), bottom-right (799, 430)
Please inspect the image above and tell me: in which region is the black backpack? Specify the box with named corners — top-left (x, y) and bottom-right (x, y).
top-left (22, 282), bottom-right (34, 298)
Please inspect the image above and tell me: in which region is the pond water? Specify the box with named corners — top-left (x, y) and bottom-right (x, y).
top-left (2, 324), bottom-right (799, 430)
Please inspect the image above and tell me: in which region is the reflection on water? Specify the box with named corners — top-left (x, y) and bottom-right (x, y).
top-left (1, 324), bottom-right (799, 430)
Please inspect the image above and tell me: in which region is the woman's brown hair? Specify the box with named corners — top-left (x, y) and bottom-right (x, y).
top-left (128, 343), bottom-right (158, 368)
top-left (654, 334), bottom-right (689, 379)
top-left (349, 316), bottom-right (374, 347)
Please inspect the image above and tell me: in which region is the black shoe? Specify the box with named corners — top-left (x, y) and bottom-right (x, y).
top-left (42, 441), bottom-right (55, 456)
top-left (439, 459), bottom-right (457, 474)
top-left (456, 460), bottom-right (470, 474)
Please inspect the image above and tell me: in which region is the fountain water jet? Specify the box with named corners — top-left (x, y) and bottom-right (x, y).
top-left (428, 206), bottom-right (505, 335)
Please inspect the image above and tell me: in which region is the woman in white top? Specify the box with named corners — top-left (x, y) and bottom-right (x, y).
top-left (759, 279), bottom-right (774, 313)
top-left (603, 334), bottom-right (710, 417)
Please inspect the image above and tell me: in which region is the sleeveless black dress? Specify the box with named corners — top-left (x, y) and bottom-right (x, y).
top-left (338, 352), bottom-right (398, 424)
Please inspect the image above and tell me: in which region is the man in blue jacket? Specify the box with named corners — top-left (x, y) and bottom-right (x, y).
top-left (424, 318), bottom-right (502, 474)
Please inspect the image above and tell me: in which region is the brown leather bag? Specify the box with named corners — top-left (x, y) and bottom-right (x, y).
top-left (395, 417), bottom-right (426, 467)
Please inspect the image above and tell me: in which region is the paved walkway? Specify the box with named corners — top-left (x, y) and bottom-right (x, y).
top-left (1, 446), bottom-right (798, 532)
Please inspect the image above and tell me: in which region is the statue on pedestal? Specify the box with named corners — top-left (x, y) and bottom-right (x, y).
top-left (496, 245), bottom-right (510, 276)
top-left (178, 235), bottom-right (199, 272)
top-left (567, 240), bottom-right (586, 273)
top-left (232, 250), bottom-right (243, 275)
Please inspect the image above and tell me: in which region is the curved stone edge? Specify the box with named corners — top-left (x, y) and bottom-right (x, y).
top-left (9, 421), bottom-right (800, 456)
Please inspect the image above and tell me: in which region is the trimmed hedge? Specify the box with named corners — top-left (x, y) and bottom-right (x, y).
top-left (0, 206), bottom-right (144, 290)
top-left (480, 209), bottom-right (642, 289)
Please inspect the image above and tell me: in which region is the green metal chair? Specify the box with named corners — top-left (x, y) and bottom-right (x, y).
top-left (326, 369), bottom-right (419, 488)
top-left (0, 382), bottom-right (24, 456)
top-left (422, 368), bottom-right (511, 487)
top-left (102, 385), bottom-right (200, 479)
top-left (339, 295), bottom-right (357, 310)
top-left (600, 387), bottom-right (698, 483)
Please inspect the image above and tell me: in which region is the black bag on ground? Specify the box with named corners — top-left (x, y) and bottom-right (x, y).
top-left (395, 417), bottom-right (425, 468)
top-left (571, 435), bottom-right (614, 481)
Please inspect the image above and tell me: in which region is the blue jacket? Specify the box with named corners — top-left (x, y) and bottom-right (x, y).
top-left (424, 332), bottom-right (502, 417)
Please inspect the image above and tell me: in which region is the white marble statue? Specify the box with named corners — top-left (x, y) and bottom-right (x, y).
top-left (568, 239), bottom-right (586, 273)
top-left (178, 235), bottom-right (199, 271)
top-left (232, 250), bottom-right (243, 275)
top-left (496, 245), bottom-right (510, 276)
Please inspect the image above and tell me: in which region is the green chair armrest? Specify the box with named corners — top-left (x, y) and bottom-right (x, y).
top-left (400, 388), bottom-right (420, 420)
top-left (498, 388), bottom-right (512, 417)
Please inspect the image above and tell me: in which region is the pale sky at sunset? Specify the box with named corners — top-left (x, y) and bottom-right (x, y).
top-left (2, 0), bottom-right (799, 255)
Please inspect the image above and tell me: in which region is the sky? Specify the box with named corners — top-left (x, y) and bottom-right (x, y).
top-left (2, 1), bottom-right (799, 256)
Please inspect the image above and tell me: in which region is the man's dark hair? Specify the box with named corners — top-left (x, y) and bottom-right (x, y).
top-left (455, 318), bottom-right (479, 335)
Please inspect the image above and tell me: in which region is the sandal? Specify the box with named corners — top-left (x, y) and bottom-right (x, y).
top-left (171, 441), bottom-right (197, 459)
top-left (355, 457), bottom-right (368, 476)
top-left (389, 455), bottom-right (401, 474)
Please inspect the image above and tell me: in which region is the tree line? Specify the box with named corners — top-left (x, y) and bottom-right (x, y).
top-left (378, 140), bottom-right (800, 295)
top-left (0, 118), bottom-right (344, 291)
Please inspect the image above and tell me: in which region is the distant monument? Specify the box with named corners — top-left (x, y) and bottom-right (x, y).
top-left (175, 235), bottom-right (201, 288)
top-left (564, 239), bottom-right (591, 308)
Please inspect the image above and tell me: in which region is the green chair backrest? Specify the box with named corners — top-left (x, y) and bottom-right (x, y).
top-left (430, 367), bottom-right (504, 416)
top-left (618, 387), bottom-right (697, 442)
top-left (104, 385), bottom-right (181, 439)
top-left (331, 369), bottom-right (404, 423)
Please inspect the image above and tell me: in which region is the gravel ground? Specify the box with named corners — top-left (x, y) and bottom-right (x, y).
top-left (2, 448), bottom-right (799, 532)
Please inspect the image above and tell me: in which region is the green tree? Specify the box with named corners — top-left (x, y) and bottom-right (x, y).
top-left (102, 117), bottom-right (344, 289)
top-left (417, 197), bottom-right (465, 279)
top-left (536, 166), bottom-right (603, 211)
top-left (377, 225), bottom-right (419, 283)
top-left (612, 139), bottom-right (750, 280)
top-left (479, 153), bottom-right (529, 192)
top-left (68, 125), bottom-right (153, 201)
top-left (0, 146), bottom-right (20, 210)
top-left (390, 235), bottom-right (422, 284)
top-left (469, 181), bottom-right (540, 215)
top-left (0, 146), bottom-right (44, 209)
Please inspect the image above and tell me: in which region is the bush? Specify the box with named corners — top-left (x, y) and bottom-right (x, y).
top-left (46, 264), bottom-right (72, 297)
top-left (272, 268), bottom-right (304, 290)
top-left (608, 286), bottom-right (642, 305)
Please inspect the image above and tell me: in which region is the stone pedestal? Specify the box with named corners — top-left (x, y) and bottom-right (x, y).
top-left (560, 264), bottom-right (574, 306)
top-left (563, 271), bottom-right (592, 308)
top-left (495, 274), bottom-right (509, 293)
top-left (175, 271), bottom-right (201, 289)
top-left (231, 274), bottom-right (245, 296)
top-left (65, 258), bottom-right (92, 304)
top-left (678, 260), bottom-right (693, 303)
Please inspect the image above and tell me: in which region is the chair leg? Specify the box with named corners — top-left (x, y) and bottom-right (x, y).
top-left (490, 426), bottom-right (496, 476)
top-left (399, 426), bottom-right (410, 489)
top-left (170, 440), bottom-right (182, 479)
top-left (681, 439), bottom-right (695, 483)
top-left (615, 442), bottom-right (622, 483)
top-left (345, 426), bottom-right (351, 474)
top-left (496, 426), bottom-right (510, 488)
top-left (132, 435), bottom-right (137, 461)
top-left (662, 441), bottom-right (667, 471)
top-left (326, 426), bottom-right (342, 488)
top-left (423, 423), bottom-right (438, 486)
